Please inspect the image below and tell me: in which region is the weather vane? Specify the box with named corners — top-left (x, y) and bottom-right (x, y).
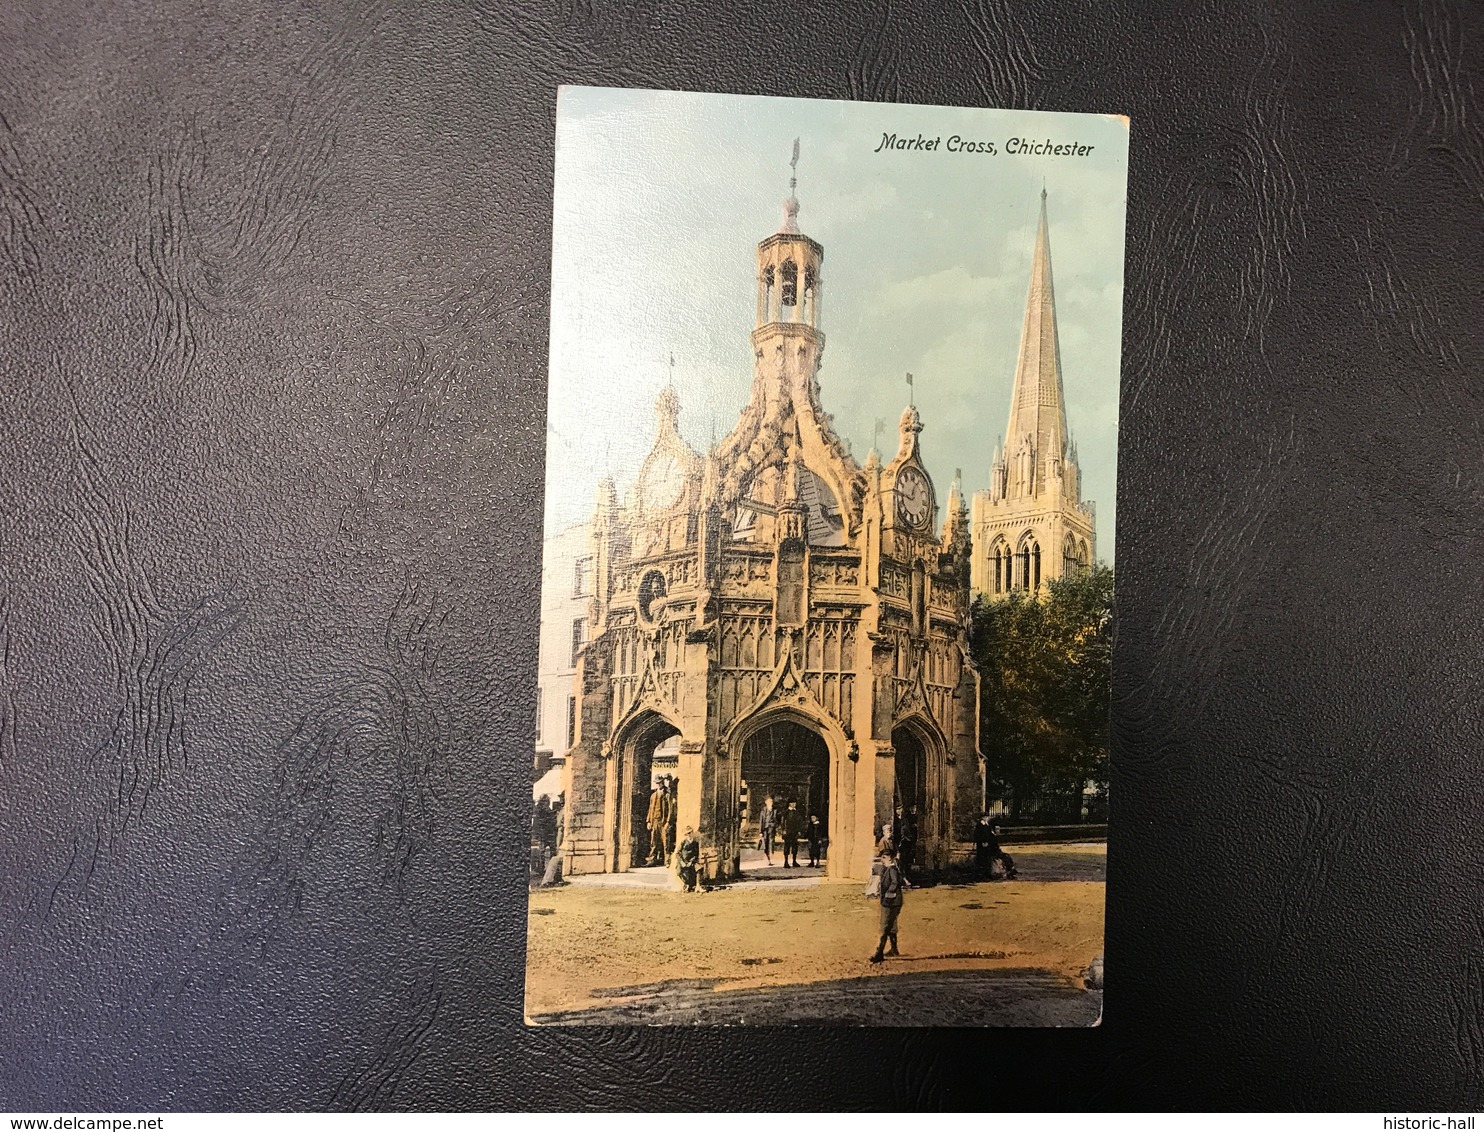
top-left (906, 371), bottom-right (915, 407)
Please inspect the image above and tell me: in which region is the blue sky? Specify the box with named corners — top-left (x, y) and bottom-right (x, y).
top-left (545, 86), bottom-right (1128, 562)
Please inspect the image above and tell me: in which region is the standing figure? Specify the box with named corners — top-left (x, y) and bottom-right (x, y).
top-left (645, 780), bottom-right (668, 865)
top-left (532, 795), bottom-right (553, 854)
top-left (782, 799), bottom-right (805, 868)
top-left (757, 795), bottom-right (778, 863)
top-left (676, 826), bottom-right (701, 892)
top-left (898, 806), bottom-right (919, 873)
top-left (869, 845), bottom-right (909, 963)
top-left (551, 794), bottom-right (566, 856)
top-left (664, 776), bottom-right (679, 864)
top-left (806, 814), bottom-right (825, 868)
top-left (875, 822), bottom-right (895, 857)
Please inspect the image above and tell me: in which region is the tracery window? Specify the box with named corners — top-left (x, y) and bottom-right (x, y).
top-left (780, 259), bottom-right (798, 308)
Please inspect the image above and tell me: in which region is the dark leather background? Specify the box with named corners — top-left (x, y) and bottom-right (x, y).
top-left (2, 0), bottom-right (1481, 1112)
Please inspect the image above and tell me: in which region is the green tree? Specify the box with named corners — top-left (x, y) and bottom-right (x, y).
top-left (970, 565), bottom-right (1113, 822)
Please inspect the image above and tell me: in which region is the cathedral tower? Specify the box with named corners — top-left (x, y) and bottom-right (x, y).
top-left (970, 190), bottom-right (1096, 598)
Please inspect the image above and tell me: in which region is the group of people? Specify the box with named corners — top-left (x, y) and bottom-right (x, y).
top-left (973, 812), bottom-right (1018, 880)
top-left (752, 795), bottom-right (826, 868)
top-left (645, 775), bottom-right (703, 892)
top-left (862, 810), bottom-right (1018, 962)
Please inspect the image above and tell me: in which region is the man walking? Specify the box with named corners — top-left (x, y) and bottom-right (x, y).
top-left (757, 794), bottom-right (778, 864)
top-left (869, 845), bottom-right (908, 963)
top-left (782, 799), bottom-right (805, 868)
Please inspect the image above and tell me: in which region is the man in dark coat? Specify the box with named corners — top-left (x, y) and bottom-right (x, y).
top-left (533, 794), bottom-right (558, 856)
top-left (645, 781), bottom-right (667, 865)
top-left (806, 813), bottom-right (825, 867)
top-left (757, 794), bottom-right (778, 863)
top-left (869, 845), bottom-right (908, 962)
top-left (664, 776), bottom-right (679, 864)
top-left (781, 799), bottom-right (805, 868)
top-left (675, 826), bottom-right (701, 892)
top-left (974, 814), bottom-right (1017, 879)
top-left (897, 806), bottom-right (918, 873)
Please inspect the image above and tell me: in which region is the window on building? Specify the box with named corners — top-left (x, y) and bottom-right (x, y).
top-left (780, 259), bottom-right (798, 308)
top-left (1032, 542), bottom-right (1042, 590)
top-left (566, 695), bottom-right (577, 749)
top-left (569, 617), bottom-right (586, 667)
top-left (535, 686), bottom-right (542, 741)
top-left (573, 555), bottom-right (593, 597)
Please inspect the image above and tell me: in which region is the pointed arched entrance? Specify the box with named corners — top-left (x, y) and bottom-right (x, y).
top-left (891, 718), bottom-right (946, 872)
top-left (739, 718), bottom-right (831, 872)
top-left (610, 711), bottom-right (682, 872)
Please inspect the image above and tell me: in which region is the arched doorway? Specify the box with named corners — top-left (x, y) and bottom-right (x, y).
top-left (613, 714), bottom-right (682, 872)
top-left (738, 719), bottom-right (830, 870)
top-left (892, 724), bottom-right (929, 870)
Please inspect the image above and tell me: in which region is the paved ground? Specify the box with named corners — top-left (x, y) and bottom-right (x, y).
top-left (526, 842), bottom-right (1106, 1025)
top-left (529, 967), bottom-right (1101, 1027)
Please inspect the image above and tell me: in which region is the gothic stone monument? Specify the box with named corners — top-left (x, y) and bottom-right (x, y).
top-left (560, 165), bottom-right (983, 883)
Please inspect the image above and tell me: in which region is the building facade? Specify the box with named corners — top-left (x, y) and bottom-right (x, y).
top-left (535, 519), bottom-right (593, 776)
top-left (559, 174), bottom-right (983, 883)
top-left (970, 191), bottom-right (1096, 599)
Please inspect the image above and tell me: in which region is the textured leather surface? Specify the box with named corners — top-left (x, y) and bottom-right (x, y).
top-left (2, 0), bottom-right (1481, 1112)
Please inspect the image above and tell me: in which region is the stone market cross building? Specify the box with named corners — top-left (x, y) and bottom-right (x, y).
top-left (560, 163), bottom-right (983, 883)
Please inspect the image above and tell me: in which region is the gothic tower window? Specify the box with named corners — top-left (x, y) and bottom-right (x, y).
top-left (780, 259), bottom-right (798, 309)
top-left (1064, 534), bottom-right (1079, 577)
top-left (803, 264), bottom-right (817, 323)
top-left (570, 617), bottom-right (587, 667)
top-left (1032, 541), bottom-right (1041, 589)
top-left (991, 540), bottom-right (1010, 594)
top-left (762, 264), bottom-right (776, 322)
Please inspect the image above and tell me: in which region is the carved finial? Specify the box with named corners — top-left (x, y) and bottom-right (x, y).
top-left (656, 384), bottom-right (680, 432)
top-left (781, 138), bottom-right (802, 233)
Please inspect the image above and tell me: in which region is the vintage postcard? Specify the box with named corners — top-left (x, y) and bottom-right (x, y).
top-left (527, 87), bottom-right (1127, 1026)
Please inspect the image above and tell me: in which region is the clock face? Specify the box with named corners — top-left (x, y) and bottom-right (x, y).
top-left (644, 454), bottom-right (686, 508)
top-left (894, 466), bottom-right (932, 529)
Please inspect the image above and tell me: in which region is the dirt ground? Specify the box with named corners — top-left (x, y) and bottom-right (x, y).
top-left (524, 842), bottom-right (1105, 1024)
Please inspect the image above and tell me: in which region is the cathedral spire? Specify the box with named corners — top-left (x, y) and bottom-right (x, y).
top-left (1002, 190), bottom-right (1071, 492)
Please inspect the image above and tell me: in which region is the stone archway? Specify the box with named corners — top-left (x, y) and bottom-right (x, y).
top-left (610, 710), bottom-right (682, 872)
top-left (726, 706), bottom-right (847, 877)
top-left (740, 719), bottom-right (831, 869)
top-left (891, 716), bottom-right (948, 872)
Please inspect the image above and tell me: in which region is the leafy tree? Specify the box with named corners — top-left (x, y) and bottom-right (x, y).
top-left (970, 565), bottom-right (1113, 822)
